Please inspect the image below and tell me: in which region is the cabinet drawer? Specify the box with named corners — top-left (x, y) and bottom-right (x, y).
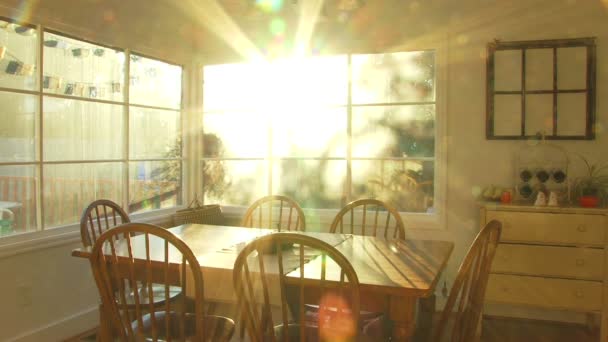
top-left (486, 211), bottom-right (606, 246)
top-left (486, 274), bottom-right (602, 312)
top-left (492, 244), bottom-right (604, 280)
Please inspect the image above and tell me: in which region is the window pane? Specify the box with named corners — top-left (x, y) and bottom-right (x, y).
top-left (203, 55), bottom-right (347, 112)
top-left (203, 111), bottom-right (268, 158)
top-left (44, 98), bottom-right (123, 161)
top-left (203, 63), bottom-right (267, 111)
top-left (352, 51), bottom-right (435, 104)
top-left (130, 55), bottom-right (181, 109)
top-left (43, 32), bottom-right (124, 102)
top-left (272, 107), bottom-right (346, 158)
top-left (0, 91), bottom-right (37, 162)
top-left (352, 105), bottom-right (435, 158)
top-left (202, 160), bottom-right (267, 206)
top-left (0, 165), bottom-right (37, 236)
top-left (271, 55), bottom-right (348, 106)
top-left (352, 159), bottom-right (434, 213)
top-left (129, 161), bottom-right (181, 214)
top-left (130, 107), bottom-right (180, 159)
top-left (43, 163), bottom-right (123, 228)
top-left (0, 20), bottom-right (37, 91)
top-left (273, 159), bottom-right (345, 209)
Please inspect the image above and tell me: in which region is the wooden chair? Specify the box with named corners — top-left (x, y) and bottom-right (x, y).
top-left (432, 220), bottom-right (502, 342)
top-left (89, 222), bottom-right (235, 341)
top-left (241, 195), bottom-right (306, 231)
top-left (233, 232), bottom-right (365, 342)
top-left (330, 198), bottom-right (405, 239)
top-left (323, 198), bottom-right (404, 338)
top-left (80, 199), bottom-right (130, 247)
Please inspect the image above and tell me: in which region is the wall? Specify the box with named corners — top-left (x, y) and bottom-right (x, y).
top-left (0, 1), bottom-right (195, 340)
top-left (0, 0), bottom-right (607, 340)
top-left (407, 0), bottom-right (608, 322)
top-left (0, 241), bottom-right (98, 341)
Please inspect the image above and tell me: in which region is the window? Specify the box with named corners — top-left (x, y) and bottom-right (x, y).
top-left (0, 18), bottom-right (182, 237)
top-left (487, 38), bottom-right (596, 139)
top-left (202, 51), bottom-right (437, 214)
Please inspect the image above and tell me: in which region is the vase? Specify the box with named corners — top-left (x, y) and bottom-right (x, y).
top-left (579, 196), bottom-right (599, 208)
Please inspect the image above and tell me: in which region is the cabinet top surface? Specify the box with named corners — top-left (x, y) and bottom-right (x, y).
top-left (480, 201), bottom-right (608, 214)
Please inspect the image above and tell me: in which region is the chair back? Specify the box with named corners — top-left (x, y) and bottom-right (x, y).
top-left (80, 199), bottom-right (130, 247)
top-left (241, 195), bottom-right (306, 231)
top-left (89, 223), bottom-right (206, 341)
top-left (330, 198), bottom-right (405, 239)
top-left (432, 220), bottom-right (502, 342)
top-left (233, 232), bottom-right (360, 342)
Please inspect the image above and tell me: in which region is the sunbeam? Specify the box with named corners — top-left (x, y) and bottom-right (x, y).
top-left (293, 0), bottom-right (325, 56)
top-left (173, 0), bottom-right (265, 61)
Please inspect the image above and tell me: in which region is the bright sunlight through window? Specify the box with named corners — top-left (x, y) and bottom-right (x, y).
top-left (202, 51), bottom-right (436, 213)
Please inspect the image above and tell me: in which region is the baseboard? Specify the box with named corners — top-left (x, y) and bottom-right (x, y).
top-left (7, 306), bottom-right (98, 342)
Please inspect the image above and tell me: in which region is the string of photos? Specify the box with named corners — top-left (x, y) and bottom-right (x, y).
top-left (0, 22), bottom-right (35, 77)
top-left (0, 21), bottom-right (157, 98)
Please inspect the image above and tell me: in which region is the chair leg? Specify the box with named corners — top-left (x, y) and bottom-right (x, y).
top-left (97, 304), bottom-right (112, 341)
top-left (474, 313), bottom-right (483, 342)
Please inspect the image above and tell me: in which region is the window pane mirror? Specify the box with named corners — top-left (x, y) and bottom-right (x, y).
top-left (486, 37), bottom-right (596, 140)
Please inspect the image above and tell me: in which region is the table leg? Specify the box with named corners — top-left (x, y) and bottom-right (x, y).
top-left (416, 294), bottom-right (436, 341)
top-left (389, 295), bottom-right (417, 342)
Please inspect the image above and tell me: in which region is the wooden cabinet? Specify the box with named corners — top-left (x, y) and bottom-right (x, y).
top-left (480, 204), bottom-right (608, 340)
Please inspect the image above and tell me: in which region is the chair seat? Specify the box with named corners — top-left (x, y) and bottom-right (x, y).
top-left (132, 311), bottom-right (235, 342)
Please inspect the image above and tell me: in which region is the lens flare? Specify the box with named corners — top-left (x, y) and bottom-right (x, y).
top-left (270, 17), bottom-right (286, 36)
top-left (318, 293), bottom-right (356, 342)
top-left (255, 0), bottom-right (284, 13)
top-left (13, 0), bottom-right (40, 24)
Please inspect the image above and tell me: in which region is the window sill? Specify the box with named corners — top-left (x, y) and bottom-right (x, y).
top-left (221, 205), bottom-right (446, 232)
top-left (0, 207), bottom-right (178, 259)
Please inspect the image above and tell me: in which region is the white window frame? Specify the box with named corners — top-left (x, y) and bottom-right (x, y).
top-left (0, 18), bottom-right (187, 254)
top-left (202, 39), bottom-right (448, 231)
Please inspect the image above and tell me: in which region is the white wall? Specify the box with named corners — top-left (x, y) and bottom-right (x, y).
top-left (0, 241), bottom-right (99, 341)
top-left (0, 0), bottom-right (607, 340)
top-left (405, 0), bottom-right (608, 321)
top-left (0, 1), bottom-right (193, 340)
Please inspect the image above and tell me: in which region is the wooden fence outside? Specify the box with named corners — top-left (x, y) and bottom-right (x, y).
top-left (0, 176), bottom-right (180, 234)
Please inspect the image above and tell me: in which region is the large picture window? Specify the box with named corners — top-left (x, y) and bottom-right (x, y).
top-left (202, 51), bottom-right (436, 213)
top-left (0, 18), bottom-right (182, 236)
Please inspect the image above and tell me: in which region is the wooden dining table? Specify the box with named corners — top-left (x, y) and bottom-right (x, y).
top-left (72, 223), bottom-right (453, 341)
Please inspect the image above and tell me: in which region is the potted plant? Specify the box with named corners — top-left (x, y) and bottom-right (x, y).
top-left (571, 154), bottom-right (608, 208)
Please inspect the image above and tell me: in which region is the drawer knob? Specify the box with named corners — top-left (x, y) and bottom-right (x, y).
top-left (575, 290), bottom-right (584, 298)
top-left (502, 287), bottom-right (510, 293)
top-left (576, 259), bottom-right (585, 266)
top-left (577, 225), bottom-right (587, 232)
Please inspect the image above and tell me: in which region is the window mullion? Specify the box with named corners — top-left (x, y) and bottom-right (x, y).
top-left (182, 63), bottom-right (201, 205)
top-left (346, 54), bottom-right (353, 206)
top-left (123, 49), bottom-right (130, 211)
top-left (267, 109), bottom-right (273, 197)
top-left (36, 24), bottom-right (44, 231)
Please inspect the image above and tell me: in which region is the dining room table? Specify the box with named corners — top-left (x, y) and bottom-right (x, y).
top-left (72, 223), bottom-right (454, 341)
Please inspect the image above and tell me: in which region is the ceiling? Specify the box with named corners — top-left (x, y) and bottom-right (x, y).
top-left (1, 0), bottom-right (563, 64)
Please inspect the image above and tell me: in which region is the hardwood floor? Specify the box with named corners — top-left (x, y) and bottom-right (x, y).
top-left (68, 316), bottom-right (599, 341)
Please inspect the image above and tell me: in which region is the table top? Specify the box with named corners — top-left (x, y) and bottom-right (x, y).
top-left (72, 224), bottom-right (453, 298)
top-left (286, 235), bottom-right (454, 297)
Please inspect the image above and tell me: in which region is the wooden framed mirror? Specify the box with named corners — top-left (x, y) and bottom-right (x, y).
top-left (486, 37), bottom-right (596, 140)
